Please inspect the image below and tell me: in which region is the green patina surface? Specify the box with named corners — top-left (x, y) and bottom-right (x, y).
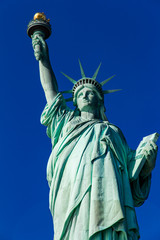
top-left (40, 93), bottom-right (152, 240)
top-left (29, 25), bottom-right (158, 239)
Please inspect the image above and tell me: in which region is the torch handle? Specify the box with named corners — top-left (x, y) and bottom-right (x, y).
top-left (33, 31), bottom-right (45, 61)
top-left (34, 43), bottom-right (42, 61)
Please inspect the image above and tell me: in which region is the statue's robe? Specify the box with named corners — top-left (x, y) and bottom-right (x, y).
top-left (41, 93), bottom-right (151, 240)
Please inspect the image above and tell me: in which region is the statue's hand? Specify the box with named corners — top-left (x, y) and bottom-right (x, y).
top-left (140, 141), bottom-right (158, 178)
top-left (32, 33), bottom-right (49, 61)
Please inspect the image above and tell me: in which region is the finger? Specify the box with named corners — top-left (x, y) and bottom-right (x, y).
top-left (153, 143), bottom-right (158, 150)
top-left (148, 148), bottom-right (157, 156)
top-left (32, 39), bottom-right (40, 44)
top-left (32, 40), bottom-right (41, 49)
top-left (32, 34), bottom-right (47, 50)
top-left (144, 149), bottom-right (148, 158)
top-left (38, 35), bottom-right (46, 46)
top-left (32, 34), bottom-right (43, 45)
top-left (149, 149), bottom-right (154, 156)
top-left (144, 149), bottom-right (152, 158)
top-left (145, 143), bottom-right (158, 154)
top-left (37, 36), bottom-right (48, 52)
top-left (149, 141), bottom-right (158, 149)
top-left (31, 34), bottom-right (40, 40)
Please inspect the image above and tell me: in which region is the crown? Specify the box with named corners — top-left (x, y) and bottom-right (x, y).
top-left (72, 77), bottom-right (104, 98)
top-left (61, 60), bottom-right (121, 102)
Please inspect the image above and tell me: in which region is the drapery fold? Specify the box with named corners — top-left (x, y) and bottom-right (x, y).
top-left (41, 93), bottom-right (151, 240)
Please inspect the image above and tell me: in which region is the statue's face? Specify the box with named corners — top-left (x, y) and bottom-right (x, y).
top-left (76, 87), bottom-right (98, 112)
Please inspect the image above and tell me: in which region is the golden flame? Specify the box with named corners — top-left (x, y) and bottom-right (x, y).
top-left (33, 12), bottom-right (50, 22)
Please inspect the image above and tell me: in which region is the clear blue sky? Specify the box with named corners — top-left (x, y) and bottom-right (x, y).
top-left (0, 0), bottom-right (160, 239)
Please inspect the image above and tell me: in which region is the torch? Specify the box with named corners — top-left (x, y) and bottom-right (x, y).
top-left (27, 12), bottom-right (52, 60)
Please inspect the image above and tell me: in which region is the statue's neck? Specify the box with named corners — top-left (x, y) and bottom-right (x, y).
top-left (80, 110), bottom-right (100, 120)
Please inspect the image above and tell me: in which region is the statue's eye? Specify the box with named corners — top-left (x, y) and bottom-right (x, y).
top-left (88, 91), bottom-right (94, 95)
top-left (78, 92), bottom-right (83, 98)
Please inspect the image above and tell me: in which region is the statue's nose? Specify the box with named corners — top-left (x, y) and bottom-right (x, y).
top-left (83, 91), bottom-right (88, 98)
top-left (82, 93), bottom-right (87, 99)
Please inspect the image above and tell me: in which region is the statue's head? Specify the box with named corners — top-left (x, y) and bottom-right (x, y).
top-left (73, 82), bottom-right (105, 119)
top-left (73, 80), bottom-right (107, 120)
top-left (61, 60), bottom-right (121, 120)
top-left (73, 78), bottom-right (103, 105)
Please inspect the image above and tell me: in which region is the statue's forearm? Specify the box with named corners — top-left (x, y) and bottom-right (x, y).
top-left (39, 58), bottom-right (58, 106)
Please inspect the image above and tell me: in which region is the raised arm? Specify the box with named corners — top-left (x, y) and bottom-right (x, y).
top-left (32, 33), bottom-right (58, 106)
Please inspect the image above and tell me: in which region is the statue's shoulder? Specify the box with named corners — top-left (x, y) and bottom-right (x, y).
top-left (107, 122), bottom-right (121, 133)
top-left (107, 122), bottom-right (127, 142)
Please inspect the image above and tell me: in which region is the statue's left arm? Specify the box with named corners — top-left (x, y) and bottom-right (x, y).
top-left (113, 127), bottom-right (158, 206)
top-left (129, 141), bottom-right (158, 207)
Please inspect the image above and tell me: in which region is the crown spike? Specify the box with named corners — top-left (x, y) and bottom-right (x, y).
top-left (78, 59), bottom-right (86, 78)
top-left (65, 97), bottom-right (73, 102)
top-left (92, 63), bottom-right (102, 80)
top-left (61, 72), bottom-right (77, 84)
top-left (103, 89), bottom-right (122, 94)
top-left (60, 90), bottom-right (73, 94)
top-left (100, 75), bottom-right (116, 86)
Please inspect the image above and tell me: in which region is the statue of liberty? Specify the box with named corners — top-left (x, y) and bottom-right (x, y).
top-left (30, 14), bottom-right (158, 240)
